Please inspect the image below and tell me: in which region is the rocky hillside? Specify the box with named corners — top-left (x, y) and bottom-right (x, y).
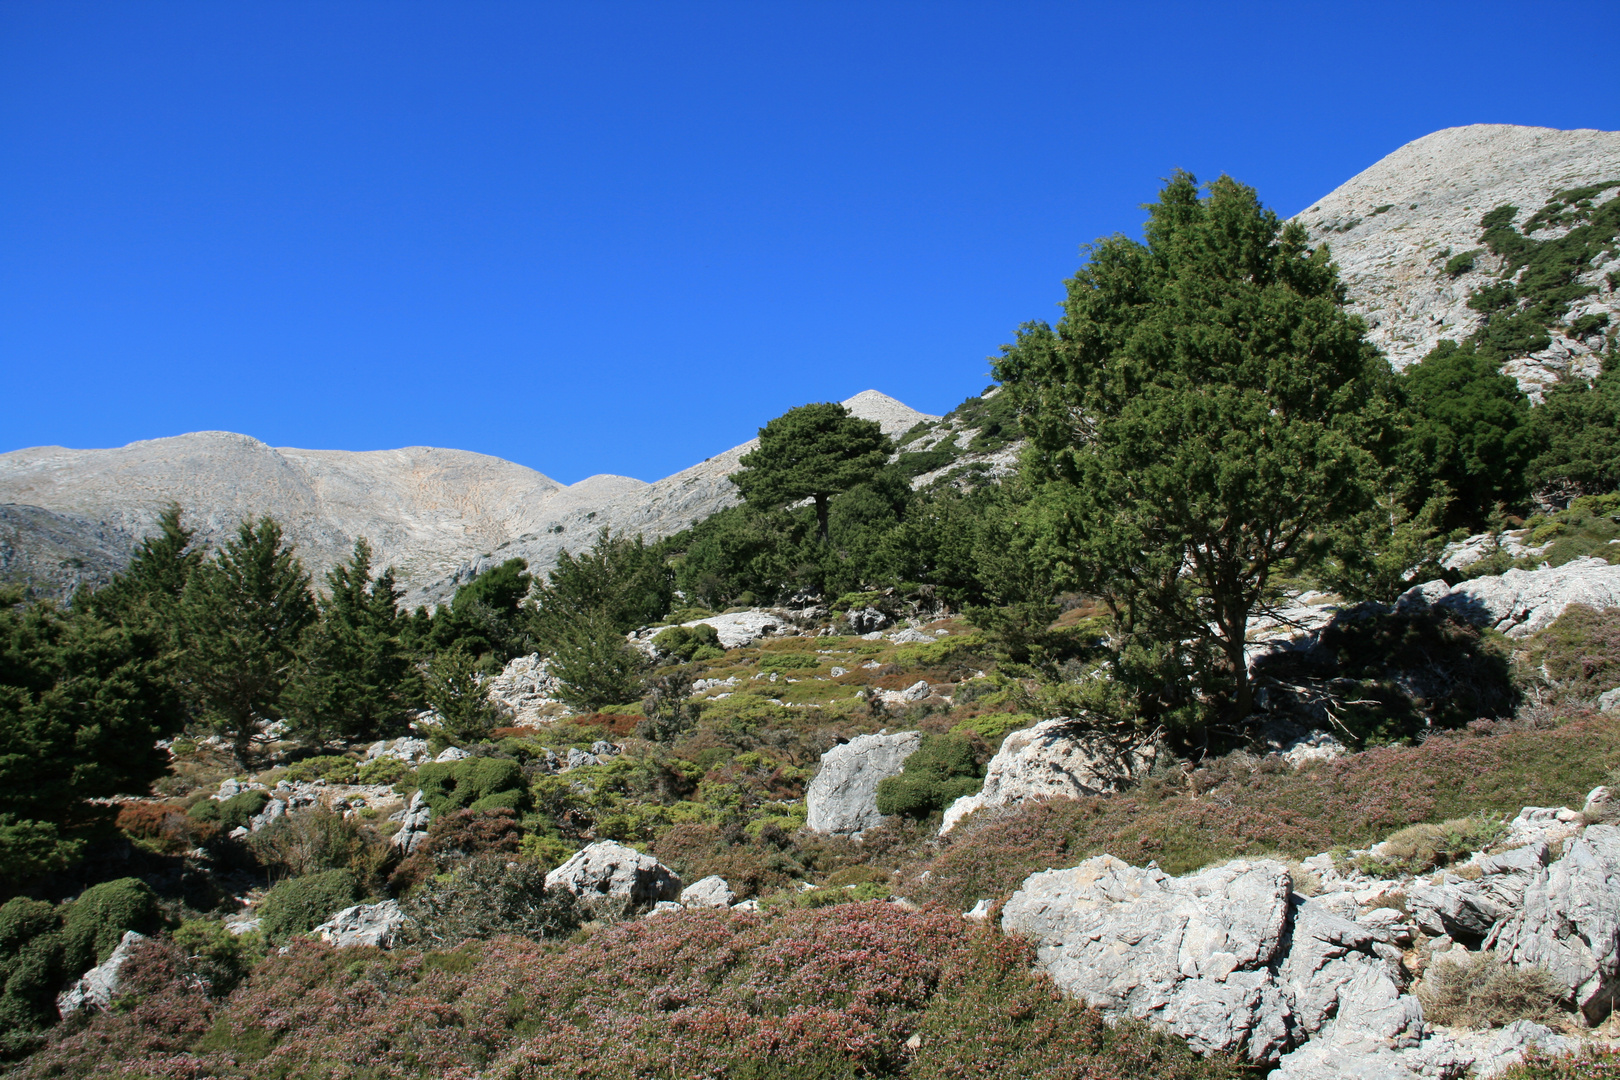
top-left (0, 391), bottom-right (936, 607)
top-left (1298, 124), bottom-right (1620, 398)
top-left (0, 504), bottom-right (132, 601)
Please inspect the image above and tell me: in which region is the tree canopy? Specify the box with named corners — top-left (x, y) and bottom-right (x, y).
top-left (995, 170), bottom-right (1387, 729)
top-left (731, 402), bottom-right (892, 541)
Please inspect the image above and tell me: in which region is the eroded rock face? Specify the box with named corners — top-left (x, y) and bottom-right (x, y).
top-left (1494, 824), bottom-right (1620, 1023)
top-left (544, 841), bottom-right (682, 914)
top-left (484, 654), bottom-right (560, 724)
top-left (1407, 842), bottom-right (1549, 942)
top-left (312, 900), bottom-right (410, 949)
top-left (1002, 857), bottom-right (1421, 1065)
top-left (391, 789), bottom-right (431, 853)
top-left (804, 731), bottom-right (922, 835)
top-left (57, 931), bottom-right (146, 1018)
top-left (1395, 557), bottom-right (1620, 639)
top-left (940, 718), bottom-right (1160, 834)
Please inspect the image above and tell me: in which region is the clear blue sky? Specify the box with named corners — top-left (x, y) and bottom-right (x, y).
top-left (3, 2), bottom-right (1617, 484)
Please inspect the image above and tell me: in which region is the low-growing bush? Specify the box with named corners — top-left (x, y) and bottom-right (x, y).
top-left (951, 710), bottom-right (1036, 746)
top-left (282, 755), bottom-right (359, 785)
top-left (388, 807), bottom-right (525, 893)
top-left (416, 756), bottom-right (527, 815)
top-left (117, 801), bottom-right (213, 855)
top-left (757, 651), bottom-right (820, 672)
top-left (403, 855), bottom-right (581, 946)
top-left (0, 897), bottom-right (64, 1059)
top-left (256, 869), bottom-right (362, 944)
top-left (171, 918), bottom-right (266, 995)
top-left (188, 788), bottom-right (271, 830)
top-left (1417, 952), bottom-right (1562, 1027)
top-left (650, 623), bottom-right (723, 662)
top-left (1357, 816), bottom-right (1509, 876)
top-left (1496, 1046), bottom-right (1620, 1078)
top-left (246, 809), bottom-right (392, 888)
top-left (61, 877), bottom-right (161, 976)
top-left (876, 732), bottom-right (984, 818)
top-left (356, 756), bottom-right (413, 786)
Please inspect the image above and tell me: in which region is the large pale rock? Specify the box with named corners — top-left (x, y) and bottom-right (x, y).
top-left (1396, 557), bottom-right (1620, 639)
top-left (391, 789), bottom-right (431, 853)
top-left (804, 731), bottom-right (922, 835)
top-left (679, 875), bottom-right (736, 909)
top-left (545, 840), bottom-right (682, 914)
top-left (1002, 857), bottom-right (1297, 1061)
top-left (57, 930), bottom-right (145, 1018)
top-left (1003, 857), bottom-right (1421, 1064)
top-left (1494, 823), bottom-right (1620, 1022)
top-left (940, 718), bottom-right (1160, 834)
top-left (312, 900), bottom-right (410, 949)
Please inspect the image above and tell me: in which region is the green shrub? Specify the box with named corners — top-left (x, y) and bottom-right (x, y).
top-left (257, 869), bottom-right (361, 944)
top-left (282, 755), bottom-right (358, 785)
top-left (61, 877), bottom-right (160, 975)
top-left (356, 756), bottom-right (412, 786)
top-left (246, 809), bottom-right (392, 888)
top-left (403, 855), bottom-right (581, 946)
top-left (0, 897), bottom-right (64, 1058)
top-left (188, 788), bottom-right (271, 830)
top-left (416, 757), bottom-right (527, 816)
top-left (757, 652), bottom-right (819, 672)
top-left (547, 610), bottom-right (649, 711)
top-left (1417, 953), bottom-right (1561, 1027)
top-left (650, 623), bottom-right (722, 662)
top-left (876, 732), bottom-right (984, 818)
top-left (172, 918), bottom-right (265, 994)
top-left (1444, 248), bottom-right (1481, 277)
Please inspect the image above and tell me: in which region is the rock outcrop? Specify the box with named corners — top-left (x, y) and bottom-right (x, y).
top-left (544, 840), bottom-right (682, 914)
top-left (312, 900), bottom-right (410, 949)
top-left (940, 718), bottom-right (1161, 834)
top-left (1494, 824), bottom-right (1620, 1023)
top-left (57, 931), bottom-right (146, 1018)
top-left (1396, 556), bottom-right (1620, 638)
top-left (804, 730), bottom-right (922, 835)
top-left (678, 875), bottom-right (737, 909)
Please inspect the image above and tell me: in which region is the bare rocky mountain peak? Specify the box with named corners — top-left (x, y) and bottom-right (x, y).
top-left (0, 390), bottom-right (939, 605)
top-left (1296, 123), bottom-right (1620, 396)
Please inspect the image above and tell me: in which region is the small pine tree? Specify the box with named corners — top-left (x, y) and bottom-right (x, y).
top-left (180, 518), bottom-right (317, 765)
top-left (284, 538), bottom-right (412, 745)
top-left (731, 403), bottom-right (893, 542)
top-left (420, 645), bottom-right (501, 745)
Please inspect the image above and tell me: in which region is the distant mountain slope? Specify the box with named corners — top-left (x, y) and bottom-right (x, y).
top-left (0, 504), bottom-right (132, 601)
top-left (1297, 123), bottom-right (1620, 397)
top-left (0, 391), bottom-right (937, 607)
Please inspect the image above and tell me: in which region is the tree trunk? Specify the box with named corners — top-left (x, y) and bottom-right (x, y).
top-left (814, 493), bottom-right (830, 542)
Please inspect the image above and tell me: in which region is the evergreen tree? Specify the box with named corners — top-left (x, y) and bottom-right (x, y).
top-left (284, 538), bottom-right (412, 745)
top-left (1528, 349), bottom-right (1620, 503)
top-left (180, 518), bottom-right (316, 765)
top-left (0, 590), bottom-right (181, 881)
top-left (531, 529), bottom-right (672, 645)
top-left (1395, 339), bottom-right (1536, 529)
top-left (419, 644), bottom-right (501, 745)
top-left (996, 171), bottom-right (1386, 730)
top-left (731, 402), bottom-right (892, 541)
top-left (86, 503), bottom-right (201, 625)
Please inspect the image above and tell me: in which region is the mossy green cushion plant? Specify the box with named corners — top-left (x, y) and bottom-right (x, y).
top-left (188, 788), bottom-right (271, 830)
top-left (416, 757), bottom-right (527, 815)
top-left (258, 869), bottom-right (362, 944)
top-left (61, 877), bottom-right (161, 975)
top-left (876, 732), bottom-right (984, 818)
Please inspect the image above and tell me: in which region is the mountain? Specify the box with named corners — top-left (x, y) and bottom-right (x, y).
top-left (0, 391), bottom-right (937, 606)
top-left (1298, 123), bottom-right (1620, 398)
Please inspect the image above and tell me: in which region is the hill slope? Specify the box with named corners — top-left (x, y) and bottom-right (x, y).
top-left (1298, 123), bottom-right (1620, 397)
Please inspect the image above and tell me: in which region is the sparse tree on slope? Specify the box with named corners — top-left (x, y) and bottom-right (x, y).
top-left (996, 171), bottom-right (1386, 729)
top-left (181, 518), bottom-right (316, 765)
top-left (731, 402), bottom-right (892, 542)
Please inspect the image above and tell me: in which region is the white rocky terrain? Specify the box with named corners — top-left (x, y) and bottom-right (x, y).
top-left (1297, 123), bottom-right (1620, 397)
top-left (0, 390), bottom-right (936, 607)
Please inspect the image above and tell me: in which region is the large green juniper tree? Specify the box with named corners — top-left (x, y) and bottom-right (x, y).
top-left (996, 171), bottom-right (1387, 730)
top-left (731, 402), bottom-right (892, 542)
top-left (181, 517), bottom-right (316, 764)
